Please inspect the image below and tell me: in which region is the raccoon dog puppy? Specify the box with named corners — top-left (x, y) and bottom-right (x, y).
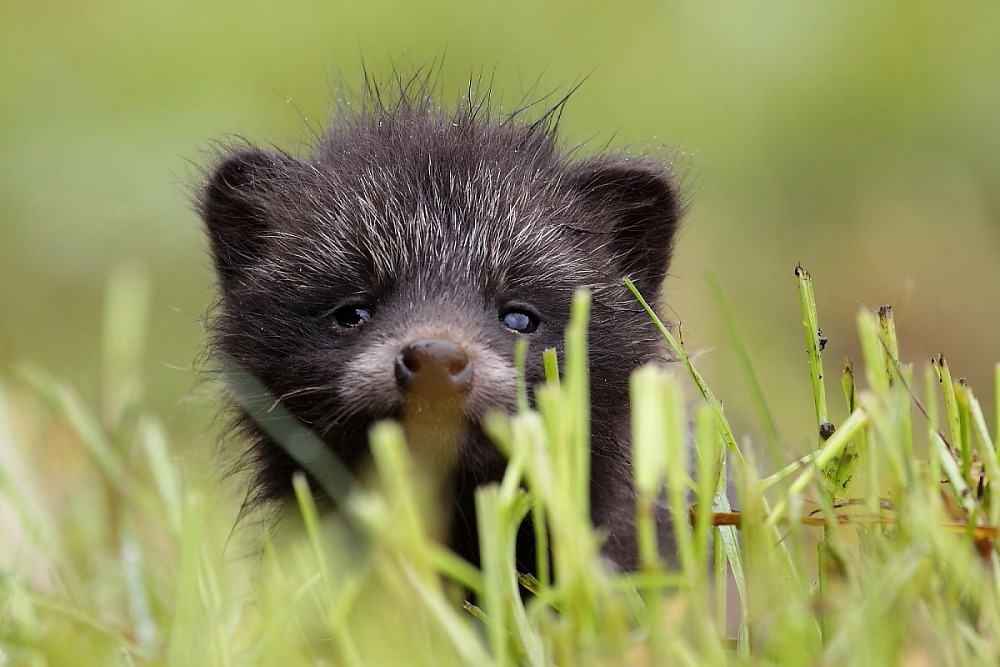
top-left (200, 86), bottom-right (682, 573)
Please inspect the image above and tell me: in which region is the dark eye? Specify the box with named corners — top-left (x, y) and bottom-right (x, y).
top-left (330, 303), bottom-right (373, 329)
top-left (500, 307), bottom-right (540, 334)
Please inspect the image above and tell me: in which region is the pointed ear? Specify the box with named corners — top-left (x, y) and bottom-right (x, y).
top-left (569, 159), bottom-right (683, 303)
top-left (199, 147), bottom-right (303, 288)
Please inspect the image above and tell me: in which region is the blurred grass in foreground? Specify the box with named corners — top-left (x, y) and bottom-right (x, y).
top-left (2, 267), bottom-right (1000, 665)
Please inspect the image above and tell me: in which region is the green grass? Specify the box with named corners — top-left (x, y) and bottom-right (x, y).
top-left (3, 268), bottom-right (1000, 665)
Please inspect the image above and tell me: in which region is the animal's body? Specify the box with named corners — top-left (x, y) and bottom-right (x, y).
top-left (200, 90), bottom-right (682, 572)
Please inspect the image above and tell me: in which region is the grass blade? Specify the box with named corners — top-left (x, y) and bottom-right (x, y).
top-left (794, 265), bottom-right (834, 442)
top-left (706, 271), bottom-right (783, 469)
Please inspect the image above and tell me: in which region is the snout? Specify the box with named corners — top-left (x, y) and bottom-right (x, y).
top-left (394, 338), bottom-right (473, 401)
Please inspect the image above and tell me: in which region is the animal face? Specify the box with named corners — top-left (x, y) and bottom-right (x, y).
top-left (200, 99), bottom-right (681, 568)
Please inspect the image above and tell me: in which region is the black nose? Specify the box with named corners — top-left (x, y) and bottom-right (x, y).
top-left (395, 338), bottom-right (472, 399)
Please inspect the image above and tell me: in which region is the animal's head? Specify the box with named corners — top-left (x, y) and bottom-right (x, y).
top-left (200, 101), bottom-right (683, 502)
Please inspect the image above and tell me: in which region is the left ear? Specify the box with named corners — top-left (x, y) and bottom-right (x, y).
top-left (568, 158), bottom-right (682, 302)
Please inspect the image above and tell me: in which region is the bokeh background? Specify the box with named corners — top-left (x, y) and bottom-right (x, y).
top-left (2, 0), bottom-right (999, 459)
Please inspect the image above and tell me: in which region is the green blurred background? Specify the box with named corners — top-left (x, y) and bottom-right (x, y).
top-left (2, 0), bottom-right (998, 456)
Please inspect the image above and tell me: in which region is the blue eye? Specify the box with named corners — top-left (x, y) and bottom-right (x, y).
top-left (500, 308), bottom-right (540, 334)
top-left (331, 304), bottom-right (373, 329)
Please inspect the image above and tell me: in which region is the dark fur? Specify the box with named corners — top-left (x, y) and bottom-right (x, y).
top-left (200, 88), bottom-right (682, 573)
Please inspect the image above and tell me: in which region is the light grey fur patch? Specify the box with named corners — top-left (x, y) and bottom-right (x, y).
top-left (336, 320), bottom-right (516, 423)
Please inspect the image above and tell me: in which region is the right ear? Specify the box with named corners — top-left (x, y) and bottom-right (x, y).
top-left (199, 147), bottom-right (299, 287)
top-left (567, 158), bottom-right (683, 303)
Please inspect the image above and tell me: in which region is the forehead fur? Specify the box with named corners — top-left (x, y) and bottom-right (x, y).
top-left (247, 105), bottom-right (608, 294)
